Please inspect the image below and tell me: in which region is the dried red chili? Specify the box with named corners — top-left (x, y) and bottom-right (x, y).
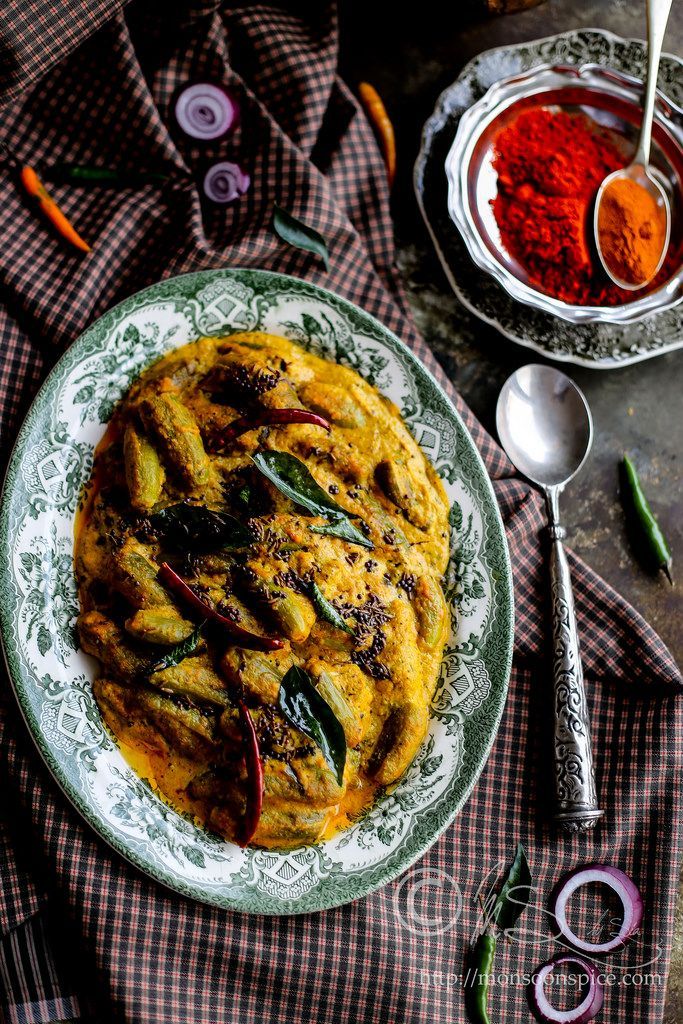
top-left (222, 408), bottom-right (331, 442)
top-left (1, 143), bottom-right (91, 254)
top-left (158, 562), bottom-right (285, 651)
top-left (491, 108), bottom-right (673, 306)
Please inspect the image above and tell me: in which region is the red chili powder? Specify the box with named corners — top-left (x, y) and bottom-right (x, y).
top-left (491, 108), bottom-right (638, 306)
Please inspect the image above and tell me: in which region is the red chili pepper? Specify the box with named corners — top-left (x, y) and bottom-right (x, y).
top-left (19, 165), bottom-right (91, 253)
top-left (223, 408), bottom-right (331, 442)
top-left (236, 699), bottom-right (263, 847)
top-left (158, 562), bottom-right (285, 651)
top-left (358, 82), bottom-right (396, 188)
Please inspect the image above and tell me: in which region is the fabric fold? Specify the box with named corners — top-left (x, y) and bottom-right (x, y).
top-left (0, 0), bottom-right (128, 108)
top-left (0, 911), bottom-right (81, 1024)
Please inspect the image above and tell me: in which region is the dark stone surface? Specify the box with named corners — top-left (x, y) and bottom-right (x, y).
top-left (339, 0), bottom-right (682, 659)
top-left (340, 1), bottom-right (682, 1019)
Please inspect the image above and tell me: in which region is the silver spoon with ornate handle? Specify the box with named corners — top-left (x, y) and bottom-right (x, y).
top-left (496, 365), bottom-right (604, 833)
top-left (594, 0), bottom-right (673, 290)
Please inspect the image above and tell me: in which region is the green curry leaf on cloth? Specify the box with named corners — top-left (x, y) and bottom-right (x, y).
top-left (272, 203), bottom-right (331, 270)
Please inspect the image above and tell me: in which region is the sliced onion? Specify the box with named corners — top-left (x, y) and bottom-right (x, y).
top-left (174, 82), bottom-right (239, 140)
top-left (551, 864), bottom-right (644, 954)
top-left (530, 956), bottom-right (604, 1024)
top-left (202, 161), bottom-right (250, 204)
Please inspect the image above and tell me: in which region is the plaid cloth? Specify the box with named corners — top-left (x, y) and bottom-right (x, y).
top-left (0, 3), bottom-right (681, 1022)
top-left (0, 911), bottom-right (81, 1024)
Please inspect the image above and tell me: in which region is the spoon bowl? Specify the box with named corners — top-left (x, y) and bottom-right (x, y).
top-left (593, 0), bottom-right (674, 291)
top-left (595, 165), bottom-right (671, 290)
top-left (496, 364), bottom-right (593, 490)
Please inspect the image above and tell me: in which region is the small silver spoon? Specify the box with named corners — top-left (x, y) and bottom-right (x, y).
top-left (594, 0), bottom-right (673, 290)
top-left (496, 364), bottom-right (604, 833)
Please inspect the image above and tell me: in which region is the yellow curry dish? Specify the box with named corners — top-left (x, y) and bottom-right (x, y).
top-left (75, 332), bottom-right (451, 849)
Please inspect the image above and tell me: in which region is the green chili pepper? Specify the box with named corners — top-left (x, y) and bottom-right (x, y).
top-left (621, 455), bottom-right (673, 585)
top-left (466, 844), bottom-right (532, 1024)
top-left (470, 930), bottom-right (496, 1024)
top-left (43, 164), bottom-right (170, 187)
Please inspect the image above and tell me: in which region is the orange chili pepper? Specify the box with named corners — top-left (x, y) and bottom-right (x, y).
top-left (358, 82), bottom-right (396, 188)
top-left (19, 165), bottom-right (91, 253)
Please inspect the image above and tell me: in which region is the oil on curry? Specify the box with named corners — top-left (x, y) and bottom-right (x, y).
top-left (75, 332), bottom-right (451, 849)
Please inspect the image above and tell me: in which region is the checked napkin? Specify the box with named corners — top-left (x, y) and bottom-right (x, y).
top-left (0, 3), bottom-right (682, 1023)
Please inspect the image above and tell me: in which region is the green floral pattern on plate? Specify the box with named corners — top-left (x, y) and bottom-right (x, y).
top-left (0, 270), bottom-right (513, 914)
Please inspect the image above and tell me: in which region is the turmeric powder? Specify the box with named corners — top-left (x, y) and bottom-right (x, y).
top-left (597, 176), bottom-right (667, 287)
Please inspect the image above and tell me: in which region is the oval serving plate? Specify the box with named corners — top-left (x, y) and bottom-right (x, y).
top-left (0, 269), bottom-right (513, 914)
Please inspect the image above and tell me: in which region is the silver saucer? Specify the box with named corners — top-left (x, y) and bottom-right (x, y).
top-left (446, 62), bottom-right (683, 326)
top-left (415, 28), bottom-right (683, 368)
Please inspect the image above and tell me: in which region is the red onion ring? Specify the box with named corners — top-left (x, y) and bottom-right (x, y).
top-left (174, 82), bottom-right (239, 140)
top-left (551, 864), bottom-right (644, 954)
top-left (530, 956), bottom-right (604, 1024)
top-left (202, 161), bottom-right (250, 204)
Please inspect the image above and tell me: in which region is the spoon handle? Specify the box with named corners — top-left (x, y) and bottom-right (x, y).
top-left (634, 0), bottom-right (674, 167)
top-left (547, 494), bottom-right (604, 832)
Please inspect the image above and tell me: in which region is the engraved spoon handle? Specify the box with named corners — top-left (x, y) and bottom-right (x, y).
top-left (634, 0), bottom-right (674, 167)
top-left (547, 489), bottom-right (604, 833)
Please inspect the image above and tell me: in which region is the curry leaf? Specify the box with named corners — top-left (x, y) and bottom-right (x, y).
top-left (272, 204), bottom-right (330, 270)
top-left (149, 502), bottom-right (256, 552)
top-left (251, 450), bottom-right (348, 516)
top-left (278, 665), bottom-right (346, 785)
top-left (491, 843), bottom-right (532, 934)
top-left (150, 621), bottom-right (205, 674)
top-left (310, 581), bottom-right (355, 635)
top-left (309, 520), bottom-right (372, 549)
top-left (251, 450), bottom-right (373, 549)
top-left (237, 485), bottom-right (253, 508)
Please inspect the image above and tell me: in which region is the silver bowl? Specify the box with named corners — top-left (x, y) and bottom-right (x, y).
top-left (446, 63), bottom-right (683, 326)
